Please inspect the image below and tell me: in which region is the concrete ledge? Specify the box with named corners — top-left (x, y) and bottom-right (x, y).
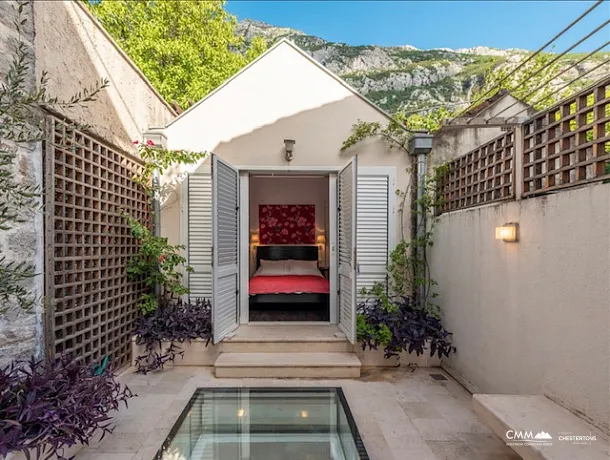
top-left (473, 394), bottom-right (609, 460)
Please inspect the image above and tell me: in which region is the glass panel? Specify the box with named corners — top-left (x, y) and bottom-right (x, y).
top-left (156, 388), bottom-right (369, 460)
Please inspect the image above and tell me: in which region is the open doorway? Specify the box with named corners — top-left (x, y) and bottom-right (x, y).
top-left (247, 175), bottom-right (330, 322)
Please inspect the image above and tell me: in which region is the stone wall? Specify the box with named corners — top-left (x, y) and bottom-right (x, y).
top-left (0, 1), bottom-right (44, 365)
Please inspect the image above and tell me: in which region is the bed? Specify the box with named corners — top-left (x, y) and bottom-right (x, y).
top-left (249, 245), bottom-right (330, 321)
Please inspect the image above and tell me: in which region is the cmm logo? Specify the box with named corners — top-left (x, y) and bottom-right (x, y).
top-left (506, 431), bottom-right (553, 444)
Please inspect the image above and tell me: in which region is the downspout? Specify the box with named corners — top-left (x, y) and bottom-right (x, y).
top-left (152, 169), bottom-right (161, 238)
top-left (143, 129), bottom-right (167, 239)
top-left (143, 130), bottom-right (167, 297)
top-left (407, 131), bottom-right (433, 306)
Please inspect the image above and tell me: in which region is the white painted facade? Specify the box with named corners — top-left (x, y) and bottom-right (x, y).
top-left (159, 40), bottom-right (410, 340)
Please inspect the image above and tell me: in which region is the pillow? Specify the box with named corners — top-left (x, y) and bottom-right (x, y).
top-left (254, 259), bottom-right (288, 277)
top-left (288, 259), bottom-right (322, 277)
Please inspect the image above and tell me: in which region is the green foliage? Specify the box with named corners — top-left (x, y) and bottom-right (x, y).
top-left (124, 216), bottom-right (192, 314)
top-left (342, 118), bottom-right (408, 152)
top-left (343, 115), bottom-right (448, 317)
top-left (136, 293), bottom-right (159, 316)
top-left (470, 51), bottom-right (562, 111)
top-left (88, 0), bottom-right (267, 109)
top-left (357, 313), bottom-right (392, 346)
top-left (0, 2), bottom-right (106, 313)
top-left (132, 140), bottom-right (207, 192)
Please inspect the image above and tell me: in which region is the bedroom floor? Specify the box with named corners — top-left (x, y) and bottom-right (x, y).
top-left (249, 302), bottom-right (330, 321)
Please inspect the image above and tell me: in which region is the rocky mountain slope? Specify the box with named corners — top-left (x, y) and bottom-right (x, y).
top-left (237, 19), bottom-right (610, 114)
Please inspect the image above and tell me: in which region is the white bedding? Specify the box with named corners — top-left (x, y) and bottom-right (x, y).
top-left (253, 259), bottom-right (323, 278)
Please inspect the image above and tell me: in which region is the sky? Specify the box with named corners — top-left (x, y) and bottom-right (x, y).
top-left (226, 1), bottom-right (610, 53)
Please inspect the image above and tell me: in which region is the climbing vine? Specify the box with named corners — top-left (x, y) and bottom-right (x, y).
top-left (131, 140), bottom-right (207, 193)
top-left (343, 116), bottom-right (455, 359)
top-left (125, 140), bottom-right (207, 315)
top-left (342, 118), bottom-right (448, 316)
top-left (124, 215), bottom-right (193, 315)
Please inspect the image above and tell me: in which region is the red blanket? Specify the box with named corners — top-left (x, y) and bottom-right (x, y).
top-left (249, 275), bottom-right (330, 295)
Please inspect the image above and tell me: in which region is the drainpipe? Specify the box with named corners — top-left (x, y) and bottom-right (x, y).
top-left (142, 129), bottom-right (167, 239)
top-left (152, 170), bottom-right (161, 238)
top-left (407, 131), bottom-right (433, 305)
top-left (143, 130), bottom-right (167, 299)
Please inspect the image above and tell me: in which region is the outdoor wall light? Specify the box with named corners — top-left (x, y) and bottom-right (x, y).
top-left (284, 139), bottom-right (296, 161)
top-left (495, 223), bottom-right (519, 242)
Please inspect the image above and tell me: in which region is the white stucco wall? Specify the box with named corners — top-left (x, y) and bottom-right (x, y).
top-left (162, 41), bottom-right (412, 247)
top-left (33, 1), bottom-right (175, 151)
top-left (429, 183), bottom-right (610, 433)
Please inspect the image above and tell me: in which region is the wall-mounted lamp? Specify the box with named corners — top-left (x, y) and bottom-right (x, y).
top-left (250, 233), bottom-right (259, 249)
top-left (495, 223), bottom-right (519, 242)
top-left (284, 139), bottom-right (296, 162)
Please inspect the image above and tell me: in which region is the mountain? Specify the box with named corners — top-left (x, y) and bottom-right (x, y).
top-left (237, 19), bottom-right (610, 114)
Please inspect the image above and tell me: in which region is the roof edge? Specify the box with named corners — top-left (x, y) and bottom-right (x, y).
top-left (164, 38), bottom-right (404, 131)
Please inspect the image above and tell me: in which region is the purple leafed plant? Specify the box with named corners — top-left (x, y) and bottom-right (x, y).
top-left (0, 356), bottom-right (133, 460)
top-left (358, 292), bottom-right (456, 360)
top-left (134, 296), bottom-right (212, 374)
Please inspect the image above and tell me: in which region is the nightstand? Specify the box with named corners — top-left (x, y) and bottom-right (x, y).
top-left (319, 267), bottom-right (329, 279)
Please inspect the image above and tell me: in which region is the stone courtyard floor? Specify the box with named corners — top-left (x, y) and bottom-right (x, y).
top-left (75, 367), bottom-right (520, 460)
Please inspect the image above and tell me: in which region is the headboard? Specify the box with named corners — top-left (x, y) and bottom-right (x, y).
top-left (256, 245), bottom-right (318, 269)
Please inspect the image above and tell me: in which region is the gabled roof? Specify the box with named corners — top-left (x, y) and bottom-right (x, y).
top-left (462, 89), bottom-right (532, 117)
top-left (164, 39), bottom-right (403, 129)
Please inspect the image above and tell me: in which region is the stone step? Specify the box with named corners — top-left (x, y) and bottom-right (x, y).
top-left (214, 352), bottom-right (362, 378)
top-left (222, 337), bottom-right (353, 353)
top-left (473, 394), bottom-right (609, 460)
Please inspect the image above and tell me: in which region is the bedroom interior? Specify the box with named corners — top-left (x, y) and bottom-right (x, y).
top-left (248, 175), bottom-right (330, 322)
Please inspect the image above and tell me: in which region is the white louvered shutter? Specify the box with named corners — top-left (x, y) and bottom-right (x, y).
top-left (212, 155), bottom-right (239, 343)
top-left (338, 157), bottom-right (357, 343)
top-left (357, 174), bottom-right (390, 302)
top-left (188, 166), bottom-right (213, 300)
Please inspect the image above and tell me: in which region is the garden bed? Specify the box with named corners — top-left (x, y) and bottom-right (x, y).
top-left (131, 337), bottom-right (440, 368)
top-left (131, 337), bottom-right (221, 367)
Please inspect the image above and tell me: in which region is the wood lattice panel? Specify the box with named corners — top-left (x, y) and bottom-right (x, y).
top-left (439, 130), bottom-right (515, 213)
top-left (523, 77), bottom-right (610, 196)
top-left (44, 116), bottom-right (150, 368)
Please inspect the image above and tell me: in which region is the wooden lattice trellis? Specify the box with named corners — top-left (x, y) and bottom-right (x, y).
top-left (44, 115), bottom-right (150, 368)
top-left (522, 77), bottom-right (610, 196)
top-left (439, 130), bottom-right (515, 213)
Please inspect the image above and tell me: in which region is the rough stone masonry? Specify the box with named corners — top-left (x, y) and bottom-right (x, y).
top-left (0, 0), bottom-right (45, 366)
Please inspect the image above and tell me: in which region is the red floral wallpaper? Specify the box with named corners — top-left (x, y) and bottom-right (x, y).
top-left (259, 205), bottom-right (315, 244)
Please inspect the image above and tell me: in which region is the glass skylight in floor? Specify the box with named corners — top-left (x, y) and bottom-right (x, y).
top-left (155, 387), bottom-right (369, 460)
